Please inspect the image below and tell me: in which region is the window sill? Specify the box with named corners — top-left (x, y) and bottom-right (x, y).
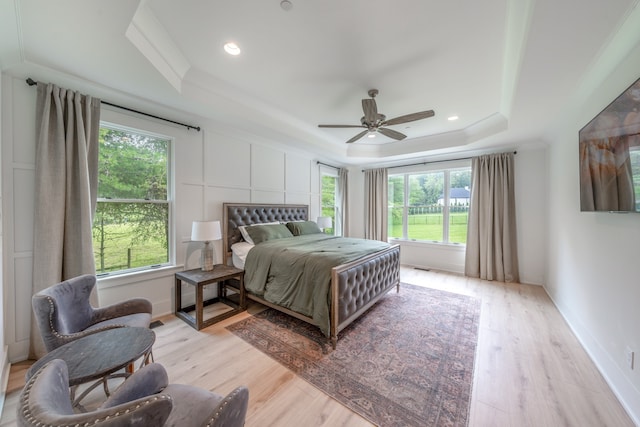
top-left (97, 264), bottom-right (184, 290)
top-left (389, 238), bottom-right (466, 251)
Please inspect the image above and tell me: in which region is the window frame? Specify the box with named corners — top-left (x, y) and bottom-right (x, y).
top-left (320, 166), bottom-right (338, 236)
top-left (388, 162), bottom-right (471, 245)
top-left (94, 121), bottom-right (174, 277)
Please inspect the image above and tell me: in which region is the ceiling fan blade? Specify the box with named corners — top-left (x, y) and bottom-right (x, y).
top-left (318, 124), bottom-right (367, 128)
top-left (346, 129), bottom-right (369, 144)
top-left (362, 98), bottom-right (378, 123)
top-left (378, 127), bottom-right (407, 140)
top-left (383, 110), bottom-right (435, 126)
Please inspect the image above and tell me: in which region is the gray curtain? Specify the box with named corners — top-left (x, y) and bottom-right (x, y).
top-left (30, 82), bottom-right (101, 358)
top-left (364, 168), bottom-right (388, 241)
top-left (337, 168), bottom-right (349, 236)
top-left (464, 152), bottom-right (519, 282)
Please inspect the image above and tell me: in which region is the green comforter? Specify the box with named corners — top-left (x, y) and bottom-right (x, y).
top-left (243, 234), bottom-right (390, 336)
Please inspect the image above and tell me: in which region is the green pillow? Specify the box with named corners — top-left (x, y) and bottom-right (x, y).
top-left (245, 223), bottom-right (294, 244)
top-left (286, 221), bottom-right (322, 236)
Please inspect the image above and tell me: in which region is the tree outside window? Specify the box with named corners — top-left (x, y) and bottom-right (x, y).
top-left (321, 174), bottom-right (337, 235)
top-left (93, 126), bottom-right (171, 274)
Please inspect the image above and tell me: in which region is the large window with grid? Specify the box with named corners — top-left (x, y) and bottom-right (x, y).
top-left (388, 167), bottom-right (471, 244)
top-left (93, 124), bottom-right (172, 275)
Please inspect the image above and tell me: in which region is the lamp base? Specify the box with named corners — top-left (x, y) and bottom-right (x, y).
top-left (201, 241), bottom-right (214, 271)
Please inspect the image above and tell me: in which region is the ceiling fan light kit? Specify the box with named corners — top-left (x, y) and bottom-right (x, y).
top-left (318, 89), bottom-right (435, 144)
top-left (280, 0), bottom-right (293, 11)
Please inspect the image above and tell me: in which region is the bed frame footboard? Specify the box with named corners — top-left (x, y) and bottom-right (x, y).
top-left (330, 244), bottom-right (400, 348)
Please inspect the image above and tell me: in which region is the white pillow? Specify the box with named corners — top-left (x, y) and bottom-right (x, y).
top-left (238, 221), bottom-right (280, 245)
top-left (238, 225), bottom-right (253, 244)
top-left (231, 241), bottom-right (254, 269)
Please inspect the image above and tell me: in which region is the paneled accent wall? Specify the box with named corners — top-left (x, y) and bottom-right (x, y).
top-left (2, 76), bottom-right (37, 361)
top-left (0, 74), bottom-right (320, 362)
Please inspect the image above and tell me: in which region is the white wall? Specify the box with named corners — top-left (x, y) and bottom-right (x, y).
top-left (1, 71), bottom-right (322, 363)
top-left (545, 43), bottom-right (640, 424)
top-left (514, 147), bottom-right (548, 285)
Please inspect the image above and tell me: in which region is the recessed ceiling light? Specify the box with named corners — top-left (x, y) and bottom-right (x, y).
top-left (448, 115), bottom-right (459, 121)
top-left (224, 42), bottom-right (241, 56)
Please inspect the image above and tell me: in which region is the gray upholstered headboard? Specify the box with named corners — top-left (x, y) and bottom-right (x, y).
top-left (222, 203), bottom-right (308, 264)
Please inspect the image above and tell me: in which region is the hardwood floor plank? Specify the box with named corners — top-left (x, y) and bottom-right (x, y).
top-left (469, 400), bottom-right (510, 426)
top-left (0, 267), bottom-right (634, 426)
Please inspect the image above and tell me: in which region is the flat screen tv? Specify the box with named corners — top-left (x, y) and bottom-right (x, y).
top-left (579, 77), bottom-right (640, 212)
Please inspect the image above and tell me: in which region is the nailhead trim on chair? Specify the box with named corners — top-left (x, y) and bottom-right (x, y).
top-left (19, 360), bottom-right (172, 427)
top-left (45, 297), bottom-right (127, 342)
top-left (205, 386), bottom-right (244, 427)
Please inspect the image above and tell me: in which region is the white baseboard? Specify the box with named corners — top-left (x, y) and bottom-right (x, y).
top-left (403, 263), bottom-right (464, 276)
top-left (544, 288), bottom-right (640, 426)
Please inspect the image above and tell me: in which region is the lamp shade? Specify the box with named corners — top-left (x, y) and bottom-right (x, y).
top-left (191, 221), bottom-right (222, 242)
top-left (316, 216), bottom-right (332, 229)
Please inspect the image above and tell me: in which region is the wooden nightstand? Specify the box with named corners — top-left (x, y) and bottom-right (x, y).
top-left (175, 265), bottom-right (245, 330)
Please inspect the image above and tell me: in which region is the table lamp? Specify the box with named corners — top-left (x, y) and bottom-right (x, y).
top-left (191, 220), bottom-right (222, 271)
top-left (317, 216), bottom-right (332, 233)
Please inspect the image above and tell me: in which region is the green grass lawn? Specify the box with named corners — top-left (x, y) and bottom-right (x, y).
top-left (93, 223), bottom-right (167, 273)
top-left (390, 212), bottom-right (468, 244)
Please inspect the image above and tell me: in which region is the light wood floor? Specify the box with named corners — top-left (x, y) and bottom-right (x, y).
top-left (1, 267), bottom-right (634, 426)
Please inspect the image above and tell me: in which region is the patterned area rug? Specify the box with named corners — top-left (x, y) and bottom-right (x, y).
top-left (226, 283), bottom-right (481, 427)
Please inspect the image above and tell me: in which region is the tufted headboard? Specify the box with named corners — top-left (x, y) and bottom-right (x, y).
top-left (222, 203), bottom-right (308, 264)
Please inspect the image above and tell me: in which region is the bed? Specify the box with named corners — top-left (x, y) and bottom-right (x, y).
top-left (222, 203), bottom-right (400, 348)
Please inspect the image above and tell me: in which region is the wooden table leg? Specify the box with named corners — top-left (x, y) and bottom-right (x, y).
top-left (239, 275), bottom-right (246, 309)
top-left (175, 276), bottom-right (182, 315)
top-left (196, 282), bottom-right (204, 330)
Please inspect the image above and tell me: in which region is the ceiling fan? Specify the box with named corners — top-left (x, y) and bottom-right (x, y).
top-left (318, 89), bottom-right (435, 144)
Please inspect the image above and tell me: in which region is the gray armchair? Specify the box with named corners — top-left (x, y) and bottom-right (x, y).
top-left (32, 274), bottom-right (152, 352)
top-left (17, 359), bottom-right (250, 427)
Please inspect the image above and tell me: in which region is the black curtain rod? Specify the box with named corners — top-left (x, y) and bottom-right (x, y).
top-left (26, 78), bottom-right (201, 132)
top-left (362, 151), bottom-right (517, 172)
top-left (317, 161), bottom-right (340, 170)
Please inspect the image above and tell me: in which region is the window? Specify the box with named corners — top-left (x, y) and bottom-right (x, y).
top-left (93, 124), bottom-right (171, 275)
top-left (388, 167), bottom-right (471, 244)
top-left (321, 172), bottom-right (337, 235)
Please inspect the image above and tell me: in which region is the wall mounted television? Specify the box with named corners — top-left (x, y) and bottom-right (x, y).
top-left (579, 77), bottom-right (640, 212)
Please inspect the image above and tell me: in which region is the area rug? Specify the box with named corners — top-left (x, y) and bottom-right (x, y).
top-left (226, 283), bottom-right (481, 426)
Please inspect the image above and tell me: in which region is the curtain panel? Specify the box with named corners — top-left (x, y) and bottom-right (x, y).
top-left (464, 152), bottom-right (519, 283)
top-left (337, 168), bottom-right (349, 236)
top-left (30, 82), bottom-right (101, 358)
top-left (364, 168), bottom-right (388, 241)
